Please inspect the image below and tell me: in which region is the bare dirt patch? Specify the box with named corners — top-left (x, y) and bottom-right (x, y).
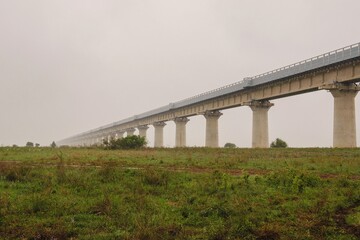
top-left (333, 200), bottom-right (360, 238)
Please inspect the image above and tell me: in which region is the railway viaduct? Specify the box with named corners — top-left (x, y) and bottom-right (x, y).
top-left (57, 43), bottom-right (360, 148)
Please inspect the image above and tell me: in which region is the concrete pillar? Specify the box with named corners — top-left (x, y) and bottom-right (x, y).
top-left (249, 100), bottom-right (273, 148)
top-left (204, 111), bottom-right (223, 147)
top-left (138, 125), bottom-right (149, 138)
top-left (126, 128), bottom-right (136, 136)
top-left (107, 134), bottom-right (113, 142)
top-left (331, 88), bottom-right (358, 147)
top-left (97, 136), bottom-right (102, 145)
top-left (116, 131), bottom-right (125, 139)
top-left (111, 133), bottom-right (117, 140)
top-left (174, 117), bottom-right (189, 147)
top-left (153, 122), bottom-right (166, 147)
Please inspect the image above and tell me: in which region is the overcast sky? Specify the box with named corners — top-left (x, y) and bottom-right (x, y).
top-left (0, 0), bottom-right (359, 147)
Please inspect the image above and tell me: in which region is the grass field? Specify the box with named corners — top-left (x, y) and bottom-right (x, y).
top-left (0, 147), bottom-right (359, 239)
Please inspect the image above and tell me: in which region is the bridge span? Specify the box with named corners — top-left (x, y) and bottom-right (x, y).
top-left (58, 43), bottom-right (360, 148)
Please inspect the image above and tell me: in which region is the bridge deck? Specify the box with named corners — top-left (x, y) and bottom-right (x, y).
top-left (60, 42), bottom-right (360, 142)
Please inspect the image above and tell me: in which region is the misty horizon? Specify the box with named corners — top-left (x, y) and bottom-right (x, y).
top-left (1, 1), bottom-right (360, 147)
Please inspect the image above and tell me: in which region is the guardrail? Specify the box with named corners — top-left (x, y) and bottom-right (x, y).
top-left (175, 43), bottom-right (360, 107)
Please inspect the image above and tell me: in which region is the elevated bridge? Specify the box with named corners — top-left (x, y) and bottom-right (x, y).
top-left (58, 42), bottom-right (360, 148)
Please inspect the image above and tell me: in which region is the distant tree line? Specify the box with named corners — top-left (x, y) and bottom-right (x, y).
top-left (16, 141), bottom-right (57, 148)
top-left (26, 142), bottom-right (40, 147)
top-left (13, 138), bottom-right (287, 149)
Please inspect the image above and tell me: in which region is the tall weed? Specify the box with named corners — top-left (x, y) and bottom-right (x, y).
top-left (266, 169), bottom-right (321, 193)
top-left (141, 168), bottom-right (169, 187)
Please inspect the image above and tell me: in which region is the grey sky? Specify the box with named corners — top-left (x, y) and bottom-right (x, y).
top-left (0, 0), bottom-right (359, 147)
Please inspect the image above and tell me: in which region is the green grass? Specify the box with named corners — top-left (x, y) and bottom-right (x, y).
top-left (0, 147), bottom-right (359, 239)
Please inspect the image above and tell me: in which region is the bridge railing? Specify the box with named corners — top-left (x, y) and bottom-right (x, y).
top-left (252, 43), bottom-right (360, 86)
top-left (175, 43), bottom-right (360, 107)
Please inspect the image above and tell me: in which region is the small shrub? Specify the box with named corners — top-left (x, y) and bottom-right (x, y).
top-left (91, 194), bottom-right (112, 216)
top-left (98, 162), bottom-right (118, 183)
top-left (266, 170), bottom-right (320, 193)
top-left (0, 165), bottom-right (31, 182)
top-left (50, 141), bottom-right (57, 148)
top-left (270, 138), bottom-right (288, 148)
top-left (141, 168), bottom-right (169, 187)
top-left (5, 170), bottom-right (18, 182)
top-left (104, 136), bottom-right (147, 150)
top-left (224, 143), bottom-right (236, 148)
top-left (30, 194), bottom-right (52, 214)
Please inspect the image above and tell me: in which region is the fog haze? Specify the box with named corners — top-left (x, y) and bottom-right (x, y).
top-left (1, 0), bottom-right (359, 147)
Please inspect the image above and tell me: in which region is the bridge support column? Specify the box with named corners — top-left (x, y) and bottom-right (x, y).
top-left (248, 100), bottom-right (273, 148)
top-left (174, 117), bottom-right (189, 147)
top-left (126, 128), bottom-right (136, 137)
top-left (96, 136), bottom-right (101, 145)
top-left (138, 125), bottom-right (149, 138)
top-left (204, 111), bottom-right (223, 147)
top-left (116, 131), bottom-right (125, 139)
top-left (111, 133), bottom-right (117, 141)
top-left (153, 122), bottom-right (166, 147)
top-left (327, 84), bottom-right (359, 147)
